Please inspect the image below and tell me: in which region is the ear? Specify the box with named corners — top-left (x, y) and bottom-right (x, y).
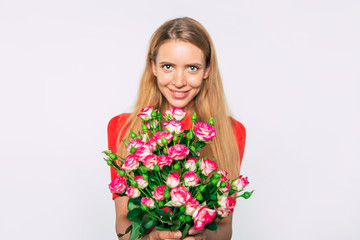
top-left (203, 66), bottom-right (210, 79)
top-left (151, 60), bottom-right (157, 77)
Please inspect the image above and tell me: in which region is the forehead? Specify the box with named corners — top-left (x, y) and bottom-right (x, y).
top-left (156, 39), bottom-right (205, 64)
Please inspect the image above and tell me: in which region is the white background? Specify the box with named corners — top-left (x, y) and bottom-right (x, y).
top-left (1, 0), bottom-right (359, 239)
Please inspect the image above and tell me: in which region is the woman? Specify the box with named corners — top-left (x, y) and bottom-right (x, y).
top-left (107, 17), bottom-right (246, 240)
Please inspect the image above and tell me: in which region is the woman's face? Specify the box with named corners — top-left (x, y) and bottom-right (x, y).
top-left (152, 39), bottom-right (210, 109)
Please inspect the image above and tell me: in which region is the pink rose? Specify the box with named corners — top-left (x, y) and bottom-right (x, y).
top-left (217, 169), bottom-right (228, 176)
top-left (121, 154), bottom-right (139, 171)
top-left (166, 173), bottom-right (181, 188)
top-left (157, 155), bottom-right (173, 169)
top-left (154, 185), bottom-right (166, 201)
top-left (170, 186), bottom-right (191, 207)
top-left (216, 207), bottom-right (231, 218)
top-left (146, 138), bottom-right (158, 151)
top-left (194, 122), bottom-right (216, 141)
top-left (192, 206), bottom-right (216, 230)
top-left (142, 155), bottom-right (158, 170)
top-left (185, 158), bottom-right (198, 172)
top-left (153, 131), bottom-right (174, 146)
top-left (125, 186), bottom-right (140, 198)
top-left (217, 195), bottom-right (236, 212)
top-left (185, 197), bottom-right (199, 216)
top-left (167, 144), bottom-right (189, 160)
top-left (134, 176), bottom-right (148, 189)
top-left (137, 106), bottom-right (154, 121)
top-left (184, 171), bottom-right (200, 187)
top-left (164, 107), bottom-right (186, 121)
top-left (162, 120), bottom-right (184, 135)
top-left (217, 176), bottom-right (230, 193)
top-left (231, 175), bottom-right (249, 191)
top-left (108, 176), bottom-right (128, 194)
top-left (135, 144), bottom-right (153, 160)
top-left (126, 138), bottom-right (144, 151)
top-left (199, 158), bottom-right (217, 176)
top-left (141, 197), bottom-right (155, 209)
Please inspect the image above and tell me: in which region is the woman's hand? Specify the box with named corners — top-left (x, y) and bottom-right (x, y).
top-left (183, 227), bottom-right (206, 240)
top-left (142, 229), bottom-right (182, 240)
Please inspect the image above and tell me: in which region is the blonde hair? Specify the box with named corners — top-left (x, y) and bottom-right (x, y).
top-left (117, 17), bottom-right (240, 179)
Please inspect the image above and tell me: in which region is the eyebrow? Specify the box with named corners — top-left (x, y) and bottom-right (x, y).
top-left (158, 61), bottom-right (203, 67)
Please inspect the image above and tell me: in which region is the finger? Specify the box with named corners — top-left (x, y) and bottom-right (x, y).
top-left (156, 230), bottom-right (182, 239)
top-left (188, 226), bottom-right (205, 235)
top-left (183, 232), bottom-right (206, 240)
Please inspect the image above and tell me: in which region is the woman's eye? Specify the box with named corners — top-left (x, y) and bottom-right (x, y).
top-left (189, 66), bottom-right (199, 71)
top-left (162, 64), bottom-right (172, 70)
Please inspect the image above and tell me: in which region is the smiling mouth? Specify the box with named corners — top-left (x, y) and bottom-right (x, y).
top-left (169, 89), bottom-right (190, 98)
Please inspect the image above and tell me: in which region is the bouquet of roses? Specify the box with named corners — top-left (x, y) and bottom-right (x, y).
top-left (103, 106), bottom-right (253, 240)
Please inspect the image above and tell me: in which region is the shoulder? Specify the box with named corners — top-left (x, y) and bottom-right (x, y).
top-left (107, 113), bottom-right (131, 137)
top-left (108, 113), bottom-right (131, 130)
top-left (229, 117), bottom-right (246, 137)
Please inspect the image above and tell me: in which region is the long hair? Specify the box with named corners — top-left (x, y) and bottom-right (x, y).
top-left (116, 17), bottom-right (240, 179)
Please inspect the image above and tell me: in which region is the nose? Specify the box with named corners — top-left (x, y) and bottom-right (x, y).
top-left (173, 70), bottom-right (186, 88)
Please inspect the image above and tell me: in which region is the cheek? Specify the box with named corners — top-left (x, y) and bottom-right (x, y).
top-left (156, 72), bottom-right (173, 87)
top-left (187, 75), bottom-right (204, 88)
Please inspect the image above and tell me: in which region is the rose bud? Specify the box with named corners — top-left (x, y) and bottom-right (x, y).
top-left (166, 173), bottom-right (180, 188)
top-left (108, 176), bottom-right (128, 194)
top-left (191, 111), bottom-right (197, 122)
top-left (241, 191), bottom-right (253, 199)
top-left (125, 186), bottom-right (140, 198)
top-left (195, 192), bottom-right (203, 201)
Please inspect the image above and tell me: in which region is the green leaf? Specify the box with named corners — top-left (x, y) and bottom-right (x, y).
top-left (205, 220), bottom-right (219, 231)
top-left (170, 224), bottom-right (181, 231)
top-left (155, 225), bottom-right (170, 231)
top-left (129, 220), bottom-right (142, 240)
top-left (127, 208), bottom-right (142, 219)
top-left (154, 208), bottom-right (170, 216)
top-left (193, 141), bottom-right (206, 150)
top-left (143, 217), bottom-right (156, 230)
top-left (181, 223), bottom-right (191, 239)
top-left (117, 224), bottom-right (132, 238)
top-left (128, 200), bottom-right (141, 211)
top-left (179, 135), bottom-right (188, 145)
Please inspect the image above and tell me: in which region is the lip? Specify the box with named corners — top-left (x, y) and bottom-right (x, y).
top-left (169, 89), bottom-right (190, 99)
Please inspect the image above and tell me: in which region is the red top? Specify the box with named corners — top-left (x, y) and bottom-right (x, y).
top-left (107, 113), bottom-right (246, 199)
